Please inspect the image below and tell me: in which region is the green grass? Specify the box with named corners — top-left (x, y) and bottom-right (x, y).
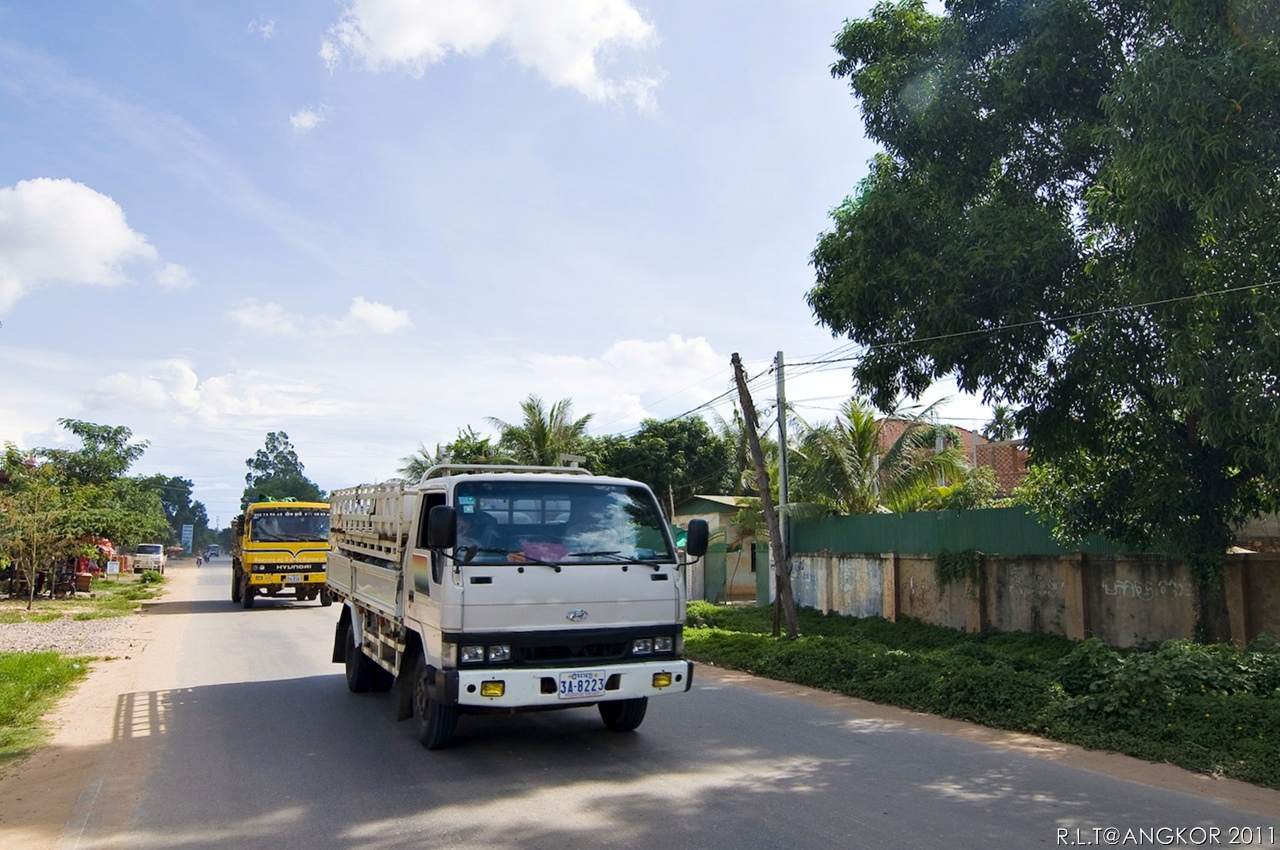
top-left (685, 601), bottom-right (1280, 789)
top-left (0, 573), bottom-right (168, 764)
top-left (0, 611), bottom-right (62, 624)
top-left (1, 572), bottom-right (165, 623)
top-left (0, 652), bottom-right (91, 764)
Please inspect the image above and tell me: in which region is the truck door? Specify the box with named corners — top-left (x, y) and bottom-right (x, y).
top-left (411, 491), bottom-right (446, 598)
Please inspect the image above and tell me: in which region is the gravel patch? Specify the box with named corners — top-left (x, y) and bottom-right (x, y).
top-left (0, 614), bottom-right (140, 656)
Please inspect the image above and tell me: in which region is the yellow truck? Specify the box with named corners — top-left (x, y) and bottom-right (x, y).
top-left (230, 500), bottom-right (332, 609)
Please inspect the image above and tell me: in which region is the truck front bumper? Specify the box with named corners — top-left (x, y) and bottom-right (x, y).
top-left (247, 572), bottom-right (326, 587)
top-left (435, 660), bottom-right (694, 709)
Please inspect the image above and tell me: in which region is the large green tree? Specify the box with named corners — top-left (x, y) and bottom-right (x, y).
top-left (37, 419), bottom-right (149, 486)
top-left (591, 417), bottom-right (732, 516)
top-left (486, 396), bottom-right (593, 467)
top-left (807, 0), bottom-right (1280, 634)
top-left (28, 421), bottom-right (169, 547)
top-left (140, 474), bottom-right (212, 550)
top-left (241, 431), bottom-right (326, 507)
top-left (2, 427), bottom-right (169, 604)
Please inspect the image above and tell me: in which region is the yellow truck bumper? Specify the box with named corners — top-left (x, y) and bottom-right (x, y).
top-left (247, 573), bottom-right (327, 586)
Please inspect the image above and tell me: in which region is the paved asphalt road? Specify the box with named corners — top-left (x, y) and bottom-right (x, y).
top-left (18, 563), bottom-right (1280, 849)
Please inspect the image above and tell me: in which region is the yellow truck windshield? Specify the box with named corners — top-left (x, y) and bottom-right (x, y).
top-left (248, 508), bottom-right (329, 543)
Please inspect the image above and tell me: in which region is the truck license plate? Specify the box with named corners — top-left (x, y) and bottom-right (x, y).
top-left (285, 575), bottom-right (304, 584)
top-left (558, 670), bottom-right (606, 699)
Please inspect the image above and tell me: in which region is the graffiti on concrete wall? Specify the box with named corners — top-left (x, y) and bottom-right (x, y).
top-left (1004, 568), bottom-right (1065, 600)
top-left (1102, 579), bottom-right (1193, 601)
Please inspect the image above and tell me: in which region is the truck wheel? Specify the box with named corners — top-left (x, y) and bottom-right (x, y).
top-left (599, 697), bottom-right (648, 732)
top-left (241, 576), bottom-right (255, 609)
top-left (230, 568), bottom-right (241, 603)
top-left (412, 655), bottom-right (457, 750)
top-left (344, 634), bottom-right (373, 693)
top-left (319, 588), bottom-right (333, 607)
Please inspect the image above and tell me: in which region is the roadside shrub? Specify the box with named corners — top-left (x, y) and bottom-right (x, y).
top-left (684, 602), bottom-right (1280, 789)
top-left (931, 663), bottom-right (1055, 730)
top-left (138, 570), bottom-right (165, 585)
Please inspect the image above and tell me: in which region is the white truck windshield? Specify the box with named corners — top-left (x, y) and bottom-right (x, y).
top-left (454, 481), bottom-right (674, 565)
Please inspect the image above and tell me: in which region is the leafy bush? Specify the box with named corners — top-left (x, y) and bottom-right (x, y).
top-left (684, 604), bottom-right (1280, 789)
top-left (138, 569), bottom-right (165, 584)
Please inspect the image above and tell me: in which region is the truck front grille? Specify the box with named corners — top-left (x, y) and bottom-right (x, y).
top-left (519, 641), bottom-right (628, 664)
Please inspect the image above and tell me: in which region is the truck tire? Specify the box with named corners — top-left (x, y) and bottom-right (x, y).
top-left (344, 634), bottom-right (373, 693)
top-left (319, 588), bottom-right (333, 607)
top-left (241, 576), bottom-right (255, 609)
top-left (598, 697), bottom-right (648, 732)
top-left (230, 566), bottom-right (241, 603)
top-left (412, 655), bottom-right (457, 750)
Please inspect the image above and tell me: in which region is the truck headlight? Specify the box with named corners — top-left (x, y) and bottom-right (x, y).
top-left (654, 636), bottom-right (674, 653)
top-left (487, 645), bottom-right (511, 663)
top-left (632, 638), bottom-right (654, 655)
top-left (460, 645), bottom-right (486, 664)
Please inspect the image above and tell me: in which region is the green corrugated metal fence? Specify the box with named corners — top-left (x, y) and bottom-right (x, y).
top-left (789, 506), bottom-right (1143, 557)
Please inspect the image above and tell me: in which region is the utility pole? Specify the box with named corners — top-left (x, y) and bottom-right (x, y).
top-left (775, 351), bottom-right (789, 565)
top-left (732, 352), bottom-right (798, 638)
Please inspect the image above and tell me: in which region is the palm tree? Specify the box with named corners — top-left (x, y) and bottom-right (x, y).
top-left (396, 427), bottom-right (507, 481)
top-left (790, 397), bottom-right (971, 514)
top-left (982, 403), bottom-right (1021, 441)
top-left (709, 405), bottom-right (776, 496)
top-left (486, 395), bottom-right (593, 467)
top-left (395, 443), bottom-right (443, 483)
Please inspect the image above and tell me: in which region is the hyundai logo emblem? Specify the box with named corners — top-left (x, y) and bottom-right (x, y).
top-left (566, 609), bottom-right (588, 623)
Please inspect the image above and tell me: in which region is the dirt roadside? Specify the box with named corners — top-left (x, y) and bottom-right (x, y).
top-left (0, 564), bottom-right (194, 850)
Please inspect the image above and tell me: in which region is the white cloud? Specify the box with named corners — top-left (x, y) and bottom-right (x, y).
top-left (249, 17), bottom-right (276, 38)
top-left (85, 360), bottom-right (201, 414)
top-left (225, 298), bottom-right (303, 336)
top-left (331, 296), bottom-right (414, 335)
top-left (289, 105), bottom-right (330, 132)
top-left (321, 0), bottom-right (663, 109)
top-left (0, 178), bottom-right (158, 311)
top-left (157, 262), bottom-right (195, 291)
top-left (225, 296), bottom-right (412, 336)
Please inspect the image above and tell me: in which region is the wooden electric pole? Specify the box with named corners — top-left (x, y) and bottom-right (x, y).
top-left (731, 352), bottom-right (798, 638)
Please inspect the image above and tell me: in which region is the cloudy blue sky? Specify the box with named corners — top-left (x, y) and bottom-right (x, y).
top-left (0, 0), bottom-right (984, 526)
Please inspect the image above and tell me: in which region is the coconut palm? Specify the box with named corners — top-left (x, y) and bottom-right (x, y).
top-left (790, 397), bottom-right (972, 514)
top-left (982, 403), bottom-right (1021, 441)
top-left (395, 427), bottom-right (507, 481)
top-left (486, 395), bottom-right (593, 467)
top-left (709, 405), bottom-right (777, 497)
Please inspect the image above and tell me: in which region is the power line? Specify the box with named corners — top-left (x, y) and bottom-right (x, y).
top-left (786, 280), bottom-right (1280, 367)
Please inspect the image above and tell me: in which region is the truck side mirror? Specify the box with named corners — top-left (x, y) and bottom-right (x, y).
top-left (426, 505), bottom-right (458, 549)
top-left (685, 519), bottom-right (709, 558)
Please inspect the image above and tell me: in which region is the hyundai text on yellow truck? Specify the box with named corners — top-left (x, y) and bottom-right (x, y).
top-left (326, 464), bottom-right (709, 749)
top-left (230, 500), bottom-right (332, 609)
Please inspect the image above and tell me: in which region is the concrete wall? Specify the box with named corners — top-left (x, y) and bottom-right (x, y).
top-left (790, 550), bottom-right (1279, 647)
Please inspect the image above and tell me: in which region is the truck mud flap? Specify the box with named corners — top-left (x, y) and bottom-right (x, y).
top-left (331, 615), bottom-right (348, 664)
top-left (394, 668), bottom-right (414, 721)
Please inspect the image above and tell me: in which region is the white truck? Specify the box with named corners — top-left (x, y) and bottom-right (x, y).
top-left (132, 543), bottom-right (167, 574)
top-left (325, 464), bottom-right (709, 749)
